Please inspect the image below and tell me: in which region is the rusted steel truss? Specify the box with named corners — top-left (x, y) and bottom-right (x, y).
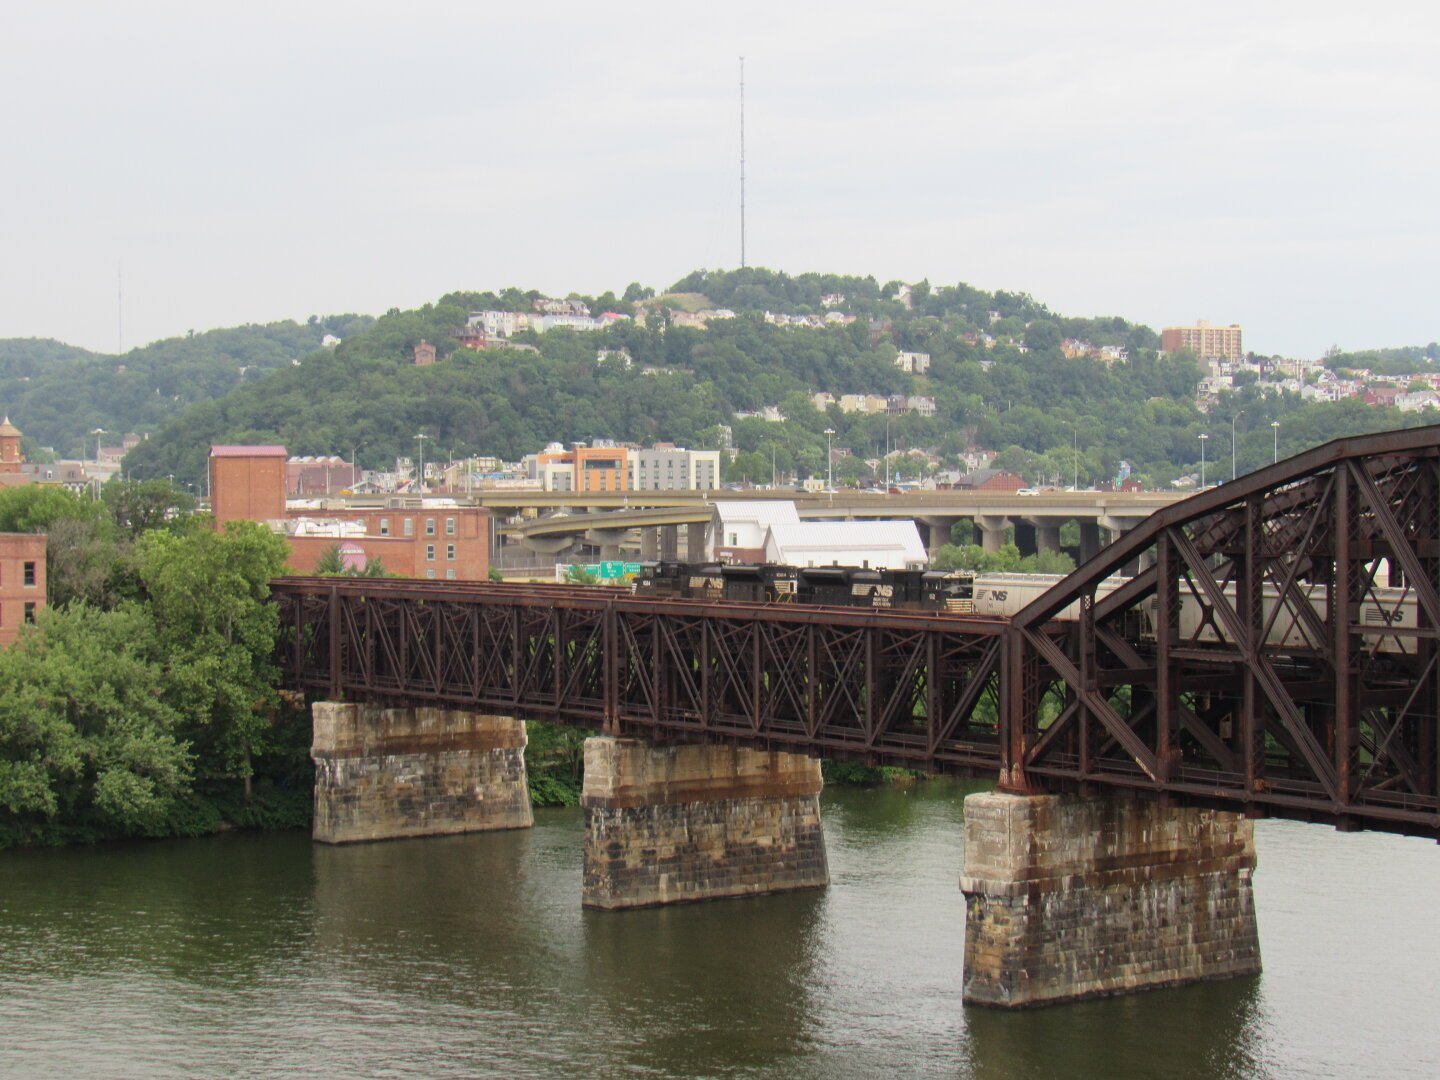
top-left (1006, 425), bottom-right (1440, 837)
top-left (273, 579), bottom-right (1007, 771)
top-left (271, 425), bottom-right (1440, 837)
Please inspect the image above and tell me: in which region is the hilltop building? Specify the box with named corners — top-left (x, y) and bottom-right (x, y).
top-left (1161, 321), bottom-right (1243, 364)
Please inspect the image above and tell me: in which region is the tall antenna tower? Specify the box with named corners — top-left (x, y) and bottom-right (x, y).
top-left (739, 56), bottom-right (746, 269)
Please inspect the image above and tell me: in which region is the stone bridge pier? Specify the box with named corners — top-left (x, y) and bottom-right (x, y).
top-left (960, 791), bottom-right (1261, 1007)
top-left (581, 736), bottom-right (829, 909)
top-left (310, 702), bottom-right (533, 843)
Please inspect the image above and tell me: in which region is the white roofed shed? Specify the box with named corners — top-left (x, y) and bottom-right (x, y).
top-left (763, 520), bottom-right (929, 570)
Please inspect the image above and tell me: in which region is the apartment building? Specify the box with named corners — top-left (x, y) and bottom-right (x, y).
top-left (1161, 321), bottom-right (1244, 363)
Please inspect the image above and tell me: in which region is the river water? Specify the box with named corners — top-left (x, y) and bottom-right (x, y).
top-left (2, 781), bottom-right (1437, 1079)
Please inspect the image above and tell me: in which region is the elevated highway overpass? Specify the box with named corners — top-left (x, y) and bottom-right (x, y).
top-left (500, 489), bottom-right (1188, 561)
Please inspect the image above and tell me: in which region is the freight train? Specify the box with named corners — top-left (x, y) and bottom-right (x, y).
top-left (631, 561), bottom-right (978, 612)
top-left (630, 562), bottom-right (1418, 653)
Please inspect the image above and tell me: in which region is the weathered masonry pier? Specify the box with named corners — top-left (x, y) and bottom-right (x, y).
top-left (960, 792), bottom-right (1260, 1006)
top-left (582, 737), bottom-right (828, 909)
top-left (311, 703), bottom-right (532, 843)
top-left (276, 424), bottom-right (1440, 1007)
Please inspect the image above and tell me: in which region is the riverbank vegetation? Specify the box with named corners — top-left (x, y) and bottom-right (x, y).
top-left (0, 483), bottom-right (303, 849)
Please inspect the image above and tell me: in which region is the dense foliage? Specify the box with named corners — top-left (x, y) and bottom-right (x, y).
top-left (0, 314), bottom-right (370, 460)
top-left (102, 268), bottom-right (1437, 495)
top-left (0, 485), bottom-right (302, 848)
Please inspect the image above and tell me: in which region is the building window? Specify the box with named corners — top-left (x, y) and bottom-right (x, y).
top-left (446, 569), bottom-right (457, 580)
top-left (23, 561), bottom-right (36, 587)
top-left (403, 518), bottom-right (413, 537)
top-left (446, 544), bottom-right (455, 561)
top-left (426, 518), bottom-right (436, 536)
top-left (24, 602), bottom-right (36, 624)
top-left (426, 544), bottom-right (435, 561)
top-left (379, 517), bottom-right (390, 537)
top-left (426, 569), bottom-right (436, 579)
top-left (445, 517), bottom-right (455, 535)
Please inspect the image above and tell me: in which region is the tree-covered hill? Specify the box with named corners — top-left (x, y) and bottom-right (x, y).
top-left (14, 266), bottom-right (1437, 491)
top-left (0, 314), bottom-right (371, 459)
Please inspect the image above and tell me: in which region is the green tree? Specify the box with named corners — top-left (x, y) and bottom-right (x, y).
top-left (313, 544), bottom-right (346, 575)
top-left (102, 477), bottom-right (195, 538)
top-left (0, 603), bottom-right (191, 837)
top-left (135, 521), bottom-right (290, 799)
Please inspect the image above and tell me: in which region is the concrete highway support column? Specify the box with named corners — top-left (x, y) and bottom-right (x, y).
top-left (311, 702), bottom-right (533, 844)
top-left (660, 524), bottom-right (679, 561)
top-left (975, 516), bottom-right (1008, 554)
top-left (1034, 521), bottom-right (1062, 554)
top-left (640, 527), bottom-right (659, 561)
top-left (1079, 521), bottom-right (1102, 564)
top-left (1013, 521), bottom-right (1037, 558)
top-left (581, 737), bottom-right (829, 909)
top-left (687, 521), bottom-right (707, 561)
top-left (918, 517), bottom-right (954, 561)
top-left (960, 791), bottom-right (1260, 1007)
top-left (585, 527), bottom-right (627, 563)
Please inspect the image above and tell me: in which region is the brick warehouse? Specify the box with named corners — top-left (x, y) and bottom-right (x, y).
top-left (209, 445), bottom-right (490, 580)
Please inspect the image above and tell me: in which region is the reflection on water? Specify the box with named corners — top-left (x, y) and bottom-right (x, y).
top-left (2, 784), bottom-right (1437, 1079)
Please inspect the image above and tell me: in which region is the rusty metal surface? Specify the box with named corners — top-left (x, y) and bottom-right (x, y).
top-left (272, 576), bottom-right (1008, 772)
top-left (1005, 424), bottom-right (1440, 837)
top-left (271, 425), bottom-right (1440, 837)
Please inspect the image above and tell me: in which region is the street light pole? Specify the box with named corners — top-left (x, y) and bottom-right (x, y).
top-left (823, 427), bottom-right (835, 492)
top-left (1199, 433), bottom-right (1209, 488)
top-left (414, 433), bottom-right (430, 494)
top-left (1231, 410), bottom-right (1242, 482)
top-left (1271, 420), bottom-right (1280, 464)
top-left (1072, 425), bottom-right (1079, 490)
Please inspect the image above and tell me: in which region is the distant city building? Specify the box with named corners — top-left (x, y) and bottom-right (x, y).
top-left (210, 445), bottom-right (288, 523)
top-left (210, 444), bottom-right (490, 579)
top-left (0, 417), bottom-right (25, 487)
top-left (0, 531), bottom-right (45, 648)
top-left (286, 456), bottom-right (359, 496)
top-left (413, 340), bottom-right (437, 366)
top-left (628, 446), bottom-right (721, 492)
top-left (894, 350), bottom-right (931, 374)
top-left (709, 500), bottom-right (801, 563)
top-left (521, 443), bottom-right (720, 493)
top-left (1161, 321), bottom-right (1243, 363)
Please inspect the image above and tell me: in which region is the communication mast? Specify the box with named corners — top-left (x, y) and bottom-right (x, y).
top-left (739, 56), bottom-right (746, 269)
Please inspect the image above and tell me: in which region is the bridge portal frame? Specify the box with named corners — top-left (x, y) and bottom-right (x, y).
top-left (1005, 425), bottom-right (1440, 838)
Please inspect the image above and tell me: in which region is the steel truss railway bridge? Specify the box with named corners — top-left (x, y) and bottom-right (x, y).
top-left (276, 426), bottom-right (1440, 839)
top-left (274, 425), bottom-right (1439, 1006)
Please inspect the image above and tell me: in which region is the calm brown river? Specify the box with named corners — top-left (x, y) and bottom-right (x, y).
top-left (2, 781), bottom-right (1437, 1078)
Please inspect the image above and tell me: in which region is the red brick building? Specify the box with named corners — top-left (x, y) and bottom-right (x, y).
top-left (285, 506), bottom-right (490, 579)
top-left (957, 469), bottom-right (1027, 492)
top-left (210, 444), bottom-right (489, 580)
top-left (286, 456), bottom-right (359, 496)
top-left (0, 532), bottom-right (45, 648)
top-left (210, 445), bottom-right (287, 523)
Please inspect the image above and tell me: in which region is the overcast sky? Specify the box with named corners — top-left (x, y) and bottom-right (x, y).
top-left (2, 1), bottom-right (1436, 357)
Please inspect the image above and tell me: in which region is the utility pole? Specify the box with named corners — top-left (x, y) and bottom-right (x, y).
top-left (1231, 410), bottom-right (1242, 482)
